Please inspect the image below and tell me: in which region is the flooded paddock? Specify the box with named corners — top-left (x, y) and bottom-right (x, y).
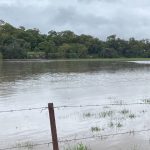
top-left (0, 60), bottom-right (150, 150)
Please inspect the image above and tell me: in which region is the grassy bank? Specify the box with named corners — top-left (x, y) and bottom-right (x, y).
top-left (0, 53), bottom-right (2, 60)
top-left (3, 57), bottom-right (150, 62)
top-left (51, 57), bottom-right (150, 62)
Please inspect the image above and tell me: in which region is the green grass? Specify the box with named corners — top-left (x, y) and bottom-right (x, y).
top-left (83, 110), bottom-right (114, 118)
top-left (65, 143), bottom-right (89, 150)
top-left (48, 58), bottom-right (150, 62)
top-left (99, 110), bottom-right (114, 118)
top-left (83, 112), bottom-right (94, 118)
top-left (4, 57), bottom-right (150, 63)
top-left (83, 110), bottom-right (114, 119)
top-left (141, 110), bottom-right (147, 113)
top-left (16, 141), bottom-right (33, 149)
top-left (129, 113), bottom-right (136, 119)
top-left (143, 99), bottom-right (150, 104)
top-left (108, 122), bottom-right (114, 128)
top-left (91, 126), bottom-right (103, 132)
top-left (130, 145), bottom-right (139, 150)
top-left (113, 100), bottom-right (125, 105)
top-left (120, 109), bottom-right (129, 115)
top-left (116, 122), bottom-right (123, 128)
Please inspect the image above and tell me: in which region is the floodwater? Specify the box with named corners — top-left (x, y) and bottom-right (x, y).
top-left (0, 60), bottom-right (150, 150)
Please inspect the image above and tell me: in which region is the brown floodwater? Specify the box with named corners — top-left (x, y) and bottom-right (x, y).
top-left (0, 60), bottom-right (150, 149)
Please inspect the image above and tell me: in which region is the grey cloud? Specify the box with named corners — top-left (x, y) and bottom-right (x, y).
top-left (51, 7), bottom-right (110, 27)
top-left (79, 0), bottom-right (120, 2)
top-left (1, 0), bottom-right (150, 39)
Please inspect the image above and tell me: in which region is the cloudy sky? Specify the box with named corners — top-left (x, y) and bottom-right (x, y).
top-left (0, 0), bottom-right (150, 39)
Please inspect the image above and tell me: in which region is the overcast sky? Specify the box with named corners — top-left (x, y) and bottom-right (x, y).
top-left (1, 0), bottom-right (150, 39)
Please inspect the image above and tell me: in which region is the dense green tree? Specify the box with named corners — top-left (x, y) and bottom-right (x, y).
top-left (1, 44), bottom-right (27, 59)
top-left (38, 41), bottom-right (56, 58)
top-left (1, 22), bottom-right (150, 59)
top-left (100, 48), bottom-right (119, 58)
top-left (57, 43), bottom-right (88, 58)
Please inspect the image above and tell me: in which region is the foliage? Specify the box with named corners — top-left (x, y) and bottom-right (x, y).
top-left (1, 22), bottom-right (150, 59)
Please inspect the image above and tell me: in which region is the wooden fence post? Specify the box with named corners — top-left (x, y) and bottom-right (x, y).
top-left (48, 103), bottom-right (59, 150)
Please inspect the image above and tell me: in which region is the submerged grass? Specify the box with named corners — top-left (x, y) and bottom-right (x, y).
top-left (56, 58), bottom-right (150, 62)
top-left (83, 110), bottom-right (114, 119)
top-left (129, 113), bottom-right (136, 119)
top-left (16, 141), bottom-right (34, 149)
top-left (91, 126), bottom-right (103, 132)
top-left (83, 112), bottom-right (94, 118)
top-left (116, 122), bottom-right (123, 128)
top-left (99, 110), bottom-right (114, 118)
top-left (143, 99), bottom-right (150, 104)
top-left (108, 122), bottom-right (114, 128)
top-left (113, 100), bottom-right (125, 105)
top-left (120, 109), bottom-right (129, 115)
top-left (65, 143), bottom-right (90, 150)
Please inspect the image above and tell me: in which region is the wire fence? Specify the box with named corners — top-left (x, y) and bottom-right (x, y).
top-left (0, 142), bottom-right (52, 150)
top-left (1, 128), bottom-right (150, 150)
top-left (0, 102), bottom-right (150, 149)
top-left (0, 101), bottom-right (150, 114)
top-left (0, 106), bottom-right (48, 113)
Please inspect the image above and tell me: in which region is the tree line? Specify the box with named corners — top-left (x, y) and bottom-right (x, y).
top-left (1, 22), bottom-right (150, 59)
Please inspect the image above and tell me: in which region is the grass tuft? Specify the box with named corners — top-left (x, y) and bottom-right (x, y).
top-left (129, 113), bottom-right (136, 119)
top-left (143, 99), bottom-right (150, 104)
top-left (108, 122), bottom-right (114, 128)
top-left (99, 110), bottom-right (114, 118)
top-left (120, 109), bottom-right (129, 115)
top-left (83, 112), bottom-right (94, 118)
top-left (91, 126), bottom-right (103, 132)
top-left (16, 141), bottom-right (34, 149)
top-left (116, 122), bottom-right (123, 128)
top-left (65, 143), bottom-right (89, 150)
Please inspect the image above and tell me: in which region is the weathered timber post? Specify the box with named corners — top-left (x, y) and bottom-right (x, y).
top-left (48, 103), bottom-right (59, 150)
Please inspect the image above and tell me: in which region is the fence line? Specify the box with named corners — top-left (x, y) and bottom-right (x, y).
top-left (1, 128), bottom-right (150, 150)
top-left (0, 107), bottom-right (48, 113)
top-left (59, 128), bottom-right (150, 143)
top-left (0, 141), bottom-right (52, 150)
top-left (54, 102), bottom-right (150, 109)
top-left (1, 102), bottom-right (150, 150)
top-left (0, 102), bottom-right (150, 114)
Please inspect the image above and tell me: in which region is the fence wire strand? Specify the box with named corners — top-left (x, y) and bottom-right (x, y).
top-left (1, 102), bottom-right (150, 149)
top-left (54, 102), bottom-right (150, 109)
top-left (0, 141), bottom-right (52, 150)
top-left (59, 128), bottom-right (150, 143)
top-left (0, 107), bottom-right (48, 113)
top-left (0, 102), bottom-right (150, 114)
top-left (1, 128), bottom-right (150, 150)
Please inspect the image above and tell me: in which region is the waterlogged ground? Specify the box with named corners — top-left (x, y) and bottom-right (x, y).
top-left (0, 60), bottom-right (150, 150)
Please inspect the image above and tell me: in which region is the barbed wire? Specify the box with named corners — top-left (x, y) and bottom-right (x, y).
top-left (59, 128), bottom-right (150, 143)
top-left (54, 102), bottom-right (150, 109)
top-left (0, 141), bottom-right (52, 150)
top-left (1, 128), bottom-right (150, 150)
top-left (0, 106), bottom-right (48, 113)
top-left (0, 102), bottom-right (150, 114)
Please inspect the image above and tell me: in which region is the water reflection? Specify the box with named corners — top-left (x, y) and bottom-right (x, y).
top-left (1, 60), bottom-right (150, 83)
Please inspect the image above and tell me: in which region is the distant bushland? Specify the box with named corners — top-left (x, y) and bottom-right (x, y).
top-left (0, 52), bottom-right (2, 60)
top-left (1, 22), bottom-right (150, 59)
